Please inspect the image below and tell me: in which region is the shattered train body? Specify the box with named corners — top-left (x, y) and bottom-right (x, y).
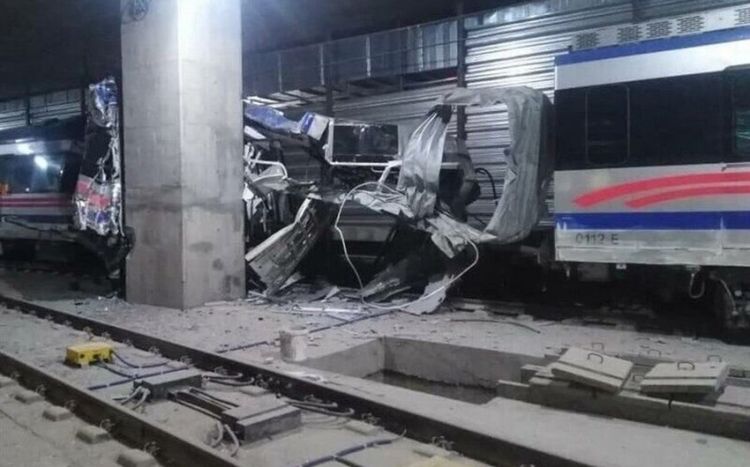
top-left (242, 87), bottom-right (552, 313)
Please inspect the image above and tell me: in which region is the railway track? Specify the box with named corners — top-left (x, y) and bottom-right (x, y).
top-left (0, 293), bottom-right (582, 467)
top-left (0, 349), bottom-right (237, 467)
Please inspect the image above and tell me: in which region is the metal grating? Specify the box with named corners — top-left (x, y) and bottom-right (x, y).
top-left (677, 15), bottom-right (705, 33)
top-left (617, 25), bottom-right (642, 42)
top-left (0, 89), bottom-right (82, 131)
top-left (245, 19), bottom-right (458, 97)
top-left (576, 32), bottom-right (600, 49)
top-left (646, 20), bottom-right (672, 38)
top-left (737, 6), bottom-right (750, 24)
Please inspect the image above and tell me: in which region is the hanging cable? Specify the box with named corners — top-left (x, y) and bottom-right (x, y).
top-left (333, 182), bottom-right (479, 310)
top-left (224, 424), bottom-right (240, 457)
top-left (299, 432), bottom-right (406, 467)
top-left (118, 387), bottom-right (143, 405)
top-left (475, 167), bottom-right (498, 199)
top-left (688, 270), bottom-right (706, 299)
top-left (96, 362), bottom-right (135, 379)
top-left (208, 421), bottom-right (224, 448)
top-left (113, 351), bottom-right (170, 369)
top-left (332, 180), bottom-right (480, 311)
top-left (130, 388), bottom-right (150, 411)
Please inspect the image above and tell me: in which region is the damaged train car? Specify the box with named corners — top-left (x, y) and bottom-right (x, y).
top-left (242, 87), bottom-right (551, 315)
top-left (243, 5), bottom-right (750, 335)
top-left (0, 78), bottom-right (132, 273)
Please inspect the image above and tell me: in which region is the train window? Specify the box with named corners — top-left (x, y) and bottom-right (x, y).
top-left (731, 69), bottom-right (750, 158)
top-left (0, 154), bottom-right (65, 194)
top-left (585, 85), bottom-right (629, 165)
top-left (630, 73), bottom-right (725, 165)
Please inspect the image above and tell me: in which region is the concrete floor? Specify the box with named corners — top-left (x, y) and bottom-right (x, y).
top-left (2, 270), bottom-right (750, 466)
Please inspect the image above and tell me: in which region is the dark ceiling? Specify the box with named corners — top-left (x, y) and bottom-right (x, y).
top-left (0, 0), bottom-right (515, 100)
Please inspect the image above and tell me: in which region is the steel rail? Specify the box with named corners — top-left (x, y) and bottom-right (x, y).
top-left (0, 348), bottom-right (239, 467)
top-left (0, 293), bottom-right (583, 467)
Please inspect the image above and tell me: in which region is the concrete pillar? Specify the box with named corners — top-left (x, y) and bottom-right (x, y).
top-left (121, 0), bottom-right (245, 308)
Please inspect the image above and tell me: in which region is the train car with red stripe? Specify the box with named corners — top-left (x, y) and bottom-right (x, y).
top-left (553, 9), bottom-right (750, 333)
top-left (0, 118), bottom-right (83, 258)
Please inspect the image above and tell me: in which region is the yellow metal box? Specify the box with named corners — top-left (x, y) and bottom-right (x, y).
top-left (65, 342), bottom-right (114, 367)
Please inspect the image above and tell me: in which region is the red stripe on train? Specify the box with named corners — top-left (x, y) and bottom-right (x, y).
top-left (574, 172), bottom-right (750, 207)
top-left (0, 196), bottom-right (69, 202)
top-left (626, 184), bottom-right (750, 208)
top-left (0, 202), bottom-right (72, 207)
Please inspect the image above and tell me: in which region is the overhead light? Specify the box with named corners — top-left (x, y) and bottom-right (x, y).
top-left (34, 155), bottom-right (49, 170)
top-left (17, 143), bottom-right (33, 155)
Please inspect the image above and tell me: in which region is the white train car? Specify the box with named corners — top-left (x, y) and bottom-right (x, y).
top-left (553, 7), bottom-right (750, 332)
top-left (0, 118), bottom-right (82, 258)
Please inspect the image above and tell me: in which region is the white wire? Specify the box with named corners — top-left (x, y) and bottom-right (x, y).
top-left (718, 279), bottom-right (737, 312)
top-left (223, 424), bottom-right (240, 457)
top-left (333, 182), bottom-right (480, 312)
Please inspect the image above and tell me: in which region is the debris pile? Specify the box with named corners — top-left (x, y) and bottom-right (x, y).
top-left (241, 86), bottom-right (552, 314)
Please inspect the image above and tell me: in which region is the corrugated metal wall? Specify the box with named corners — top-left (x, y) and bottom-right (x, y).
top-left (0, 89), bottom-right (82, 131)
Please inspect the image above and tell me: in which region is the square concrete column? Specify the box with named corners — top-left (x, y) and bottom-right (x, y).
top-left (121, 0), bottom-right (245, 308)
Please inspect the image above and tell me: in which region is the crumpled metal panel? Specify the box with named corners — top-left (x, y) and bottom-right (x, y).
top-left (73, 77), bottom-right (122, 237)
top-left (397, 110), bottom-right (449, 219)
top-left (442, 87), bottom-right (551, 243)
top-left (246, 198), bottom-right (335, 294)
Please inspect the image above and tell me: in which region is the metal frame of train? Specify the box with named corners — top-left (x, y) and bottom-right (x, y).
top-left (552, 7), bottom-right (750, 333)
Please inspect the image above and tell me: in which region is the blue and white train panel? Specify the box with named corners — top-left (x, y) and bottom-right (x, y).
top-left (0, 120), bottom-right (82, 241)
top-left (553, 25), bottom-right (750, 266)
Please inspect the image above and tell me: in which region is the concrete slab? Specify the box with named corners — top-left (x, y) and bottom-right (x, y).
top-left (0, 375), bottom-right (17, 388)
top-left (344, 420), bottom-right (381, 436)
top-left (76, 425), bottom-right (111, 444)
top-left (520, 364), bottom-right (544, 383)
top-left (117, 448), bottom-right (157, 467)
top-left (223, 404), bottom-right (302, 442)
top-left (413, 445), bottom-right (455, 459)
top-left (718, 385), bottom-right (750, 409)
top-left (43, 406), bottom-right (73, 422)
top-left (550, 347), bottom-right (633, 393)
top-left (641, 362), bottom-right (729, 394)
top-left (13, 389), bottom-right (43, 404)
top-left (240, 385), bottom-right (269, 397)
top-left (408, 457), bottom-right (469, 467)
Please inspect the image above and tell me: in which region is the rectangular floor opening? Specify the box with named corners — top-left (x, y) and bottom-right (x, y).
top-left (304, 337), bottom-right (546, 404)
